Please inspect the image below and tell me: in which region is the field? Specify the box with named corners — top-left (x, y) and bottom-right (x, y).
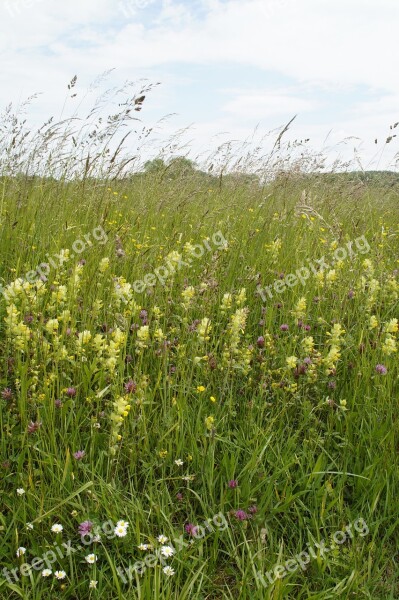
top-left (0, 101), bottom-right (399, 599)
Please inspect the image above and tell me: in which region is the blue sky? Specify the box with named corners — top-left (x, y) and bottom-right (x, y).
top-left (1, 0), bottom-right (398, 170)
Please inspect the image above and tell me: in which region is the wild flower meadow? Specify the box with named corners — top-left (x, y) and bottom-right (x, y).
top-left (0, 87), bottom-right (398, 599)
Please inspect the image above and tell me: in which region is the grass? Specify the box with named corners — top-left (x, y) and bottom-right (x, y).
top-left (0, 91), bottom-right (399, 599)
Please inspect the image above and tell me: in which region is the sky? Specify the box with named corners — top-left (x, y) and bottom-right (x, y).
top-left (1, 0), bottom-right (398, 171)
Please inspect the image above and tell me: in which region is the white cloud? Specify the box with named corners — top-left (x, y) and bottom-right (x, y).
top-left (0, 0), bottom-right (398, 170)
top-left (222, 90), bottom-right (317, 119)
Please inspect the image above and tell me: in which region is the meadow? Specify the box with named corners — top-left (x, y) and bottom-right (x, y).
top-left (0, 91), bottom-right (398, 599)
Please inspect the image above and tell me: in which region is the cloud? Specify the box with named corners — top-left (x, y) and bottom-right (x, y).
top-left (222, 90), bottom-right (317, 119)
top-left (0, 0), bottom-right (398, 170)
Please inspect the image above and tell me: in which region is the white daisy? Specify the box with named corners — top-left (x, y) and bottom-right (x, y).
top-left (116, 520), bottom-right (129, 529)
top-left (51, 524), bottom-right (63, 534)
top-left (16, 547), bottom-right (26, 557)
top-left (89, 580), bottom-right (98, 589)
top-left (16, 488), bottom-right (25, 496)
top-left (114, 524), bottom-right (128, 538)
top-left (138, 543), bottom-right (149, 551)
top-left (85, 553), bottom-right (97, 564)
top-left (160, 545), bottom-right (175, 558)
top-left (163, 566), bottom-right (175, 576)
top-left (174, 459), bottom-right (184, 466)
top-left (54, 570), bottom-right (66, 580)
top-left (157, 534), bottom-right (168, 544)
top-left (26, 523), bottom-right (34, 530)
top-left (41, 569), bottom-right (52, 577)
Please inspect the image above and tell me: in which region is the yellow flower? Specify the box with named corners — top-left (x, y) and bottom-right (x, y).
top-left (326, 269), bottom-right (337, 284)
top-left (210, 396), bottom-right (217, 403)
top-left (286, 356), bottom-right (298, 369)
top-left (197, 385), bottom-right (206, 393)
top-left (197, 318), bottom-right (211, 342)
top-left (99, 257), bottom-right (110, 273)
top-left (159, 449), bottom-right (168, 458)
top-left (293, 297), bottom-right (307, 320)
top-left (385, 318), bottom-right (398, 334)
top-left (382, 335), bottom-right (397, 355)
top-left (205, 416), bottom-right (215, 430)
top-left (369, 315), bottom-right (378, 330)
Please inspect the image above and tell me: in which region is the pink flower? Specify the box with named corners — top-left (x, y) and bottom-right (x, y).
top-left (1, 388), bottom-right (13, 400)
top-left (185, 523), bottom-right (198, 536)
top-left (256, 336), bottom-right (265, 348)
top-left (228, 480), bottom-right (238, 489)
top-left (73, 450), bottom-right (85, 460)
top-left (234, 510), bottom-right (249, 521)
top-left (124, 380), bottom-right (137, 394)
top-left (78, 521), bottom-right (93, 536)
top-left (27, 421), bottom-right (42, 434)
top-left (66, 387), bottom-right (76, 398)
top-left (376, 364), bottom-right (387, 375)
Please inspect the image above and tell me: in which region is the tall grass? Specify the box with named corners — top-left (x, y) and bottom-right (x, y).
top-left (0, 81), bottom-right (398, 600)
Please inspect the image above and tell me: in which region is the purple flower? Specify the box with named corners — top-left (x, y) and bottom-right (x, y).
top-left (348, 290), bottom-right (355, 299)
top-left (185, 523), bottom-right (198, 536)
top-left (66, 387), bottom-right (76, 398)
top-left (304, 325), bottom-right (311, 331)
top-left (55, 399), bottom-right (63, 408)
top-left (376, 364), bottom-right (387, 375)
top-left (78, 521), bottom-right (93, 536)
top-left (303, 357), bottom-right (312, 365)
top-left (228, 480), bottom-right (238, 489)
top-left (1, 388), bottom-right (13, 401)
top-left (27, 421), bottom-right (42, 434)
top-left (257, 336), bottom-right (265, 348)
top-left (234, 510), bottom-right (249, 521)
top-left (73, 450), bottom-right (85, 460)
top-left (280, 324), bottom-right (289, 331)
top-left (248, 505), bottom-right (258, 514)
top-left (124, 379), bottom-right (137, 394)
top-left (176, 492), bottom-right (183, 501)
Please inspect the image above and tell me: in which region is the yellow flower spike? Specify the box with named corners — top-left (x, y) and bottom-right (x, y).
top-left (286, 356), bottom-right (298, 369)
top-left (205, 415), bottom-right (215, 430)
